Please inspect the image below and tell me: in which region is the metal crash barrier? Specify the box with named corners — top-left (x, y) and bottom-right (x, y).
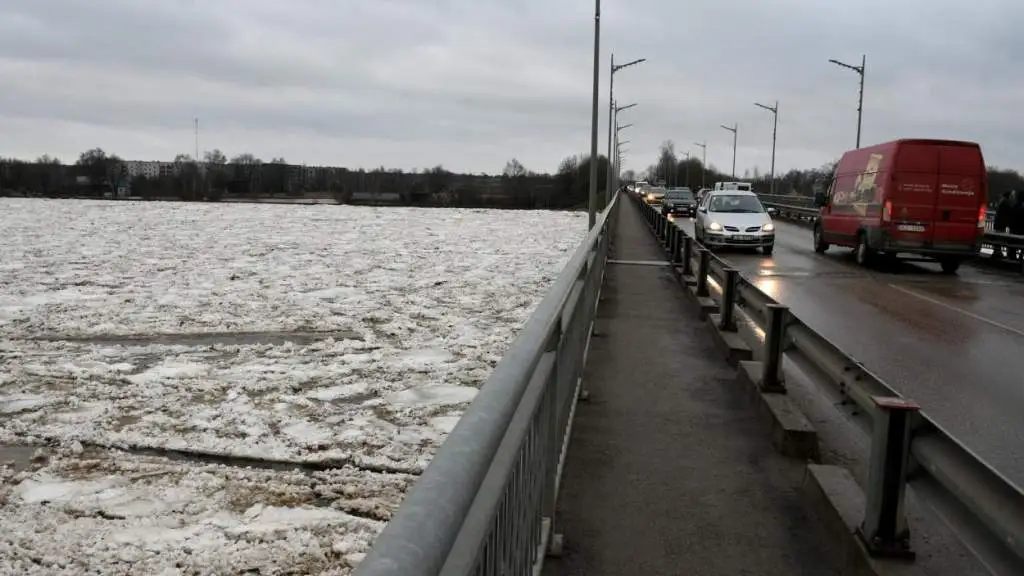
top-left (637, 197), bottom-right (1024, 570)
top-left (354, 192), bottom-right (620, 576)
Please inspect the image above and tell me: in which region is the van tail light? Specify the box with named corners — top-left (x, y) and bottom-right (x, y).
top-left (882, 200), bottom-right (892, 223)
top-left (977, 204), bottom-right (987, 228)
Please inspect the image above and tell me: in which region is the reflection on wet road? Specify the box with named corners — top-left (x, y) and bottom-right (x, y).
top-left (675, 218), bottom-right (1024, 486)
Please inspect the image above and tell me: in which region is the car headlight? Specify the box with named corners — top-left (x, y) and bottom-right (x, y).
top-left (709, 221), bottom-right (722, 231)
top-left (762, 223), bottom-right (775, 232)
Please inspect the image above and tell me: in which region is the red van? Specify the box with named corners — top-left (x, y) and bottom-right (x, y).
top-left (812, 139), bottom-right (987, 273)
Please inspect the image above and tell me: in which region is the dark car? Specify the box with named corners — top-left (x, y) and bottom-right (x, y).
top-left (662, 188), bottom-right (696, 217)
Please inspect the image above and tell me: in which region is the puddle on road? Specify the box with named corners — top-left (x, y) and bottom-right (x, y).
top-left (31, 330), bottom-right (362, 348)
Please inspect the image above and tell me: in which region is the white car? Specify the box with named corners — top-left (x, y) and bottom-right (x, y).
top-left (694, 190), bottom-right (776, 255)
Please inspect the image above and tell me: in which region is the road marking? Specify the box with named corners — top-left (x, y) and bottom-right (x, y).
top-left (888, 283), bottom-right (1024, 338)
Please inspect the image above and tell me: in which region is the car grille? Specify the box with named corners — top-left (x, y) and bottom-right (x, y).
top-left (724, 226), bottom-right (740, 232)
top-left (746, 226), bottom-right (761, 232)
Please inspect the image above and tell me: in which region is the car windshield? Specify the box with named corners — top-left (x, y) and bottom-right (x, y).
top-left (665, 190), bottom-right (693, 201)
top-left (709, 194), bottom-right (764, 213)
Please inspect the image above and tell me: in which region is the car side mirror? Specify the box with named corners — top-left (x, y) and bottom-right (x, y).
top-left (813, 191), bottom-right (827, 207)
top-left (767, 207), bottom-right (777, 215)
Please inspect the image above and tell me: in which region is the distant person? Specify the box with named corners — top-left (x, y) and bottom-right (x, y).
top-left (994, 191), bottom-right (1013, 258)
top-left (1011, 191), bottom-right (1024, 261)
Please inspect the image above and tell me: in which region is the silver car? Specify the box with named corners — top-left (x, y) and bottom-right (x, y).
top-left (694, 190), bottom-right (776, 255)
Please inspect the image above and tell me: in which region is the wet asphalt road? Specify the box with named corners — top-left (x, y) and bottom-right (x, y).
top-left (675, 217), bottom-right (1024, 487)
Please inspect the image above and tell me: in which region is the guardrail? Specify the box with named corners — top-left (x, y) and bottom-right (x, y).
top-left (354, 192), bottom-right (620, 576)
top-left (637, 197), bottom-right (1024, 569)
top-left (755, 194), bottom-right (1024, 261)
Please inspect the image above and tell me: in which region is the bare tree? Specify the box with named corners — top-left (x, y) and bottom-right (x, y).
top-left (503, 158), bottom-right (527, 177)
top-left (204, 149), bottom-right (228, 165)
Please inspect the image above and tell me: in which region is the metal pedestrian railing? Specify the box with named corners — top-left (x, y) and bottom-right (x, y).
top-left (637, 197), bottom-right (1024, 571)
top-left (354, 192), bottom-right (620, 576)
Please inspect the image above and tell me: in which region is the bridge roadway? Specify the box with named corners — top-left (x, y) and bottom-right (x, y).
top-left (674, 216), bottom-right (1024, 487)
top-left (543, 199), bottom-right (843, 576)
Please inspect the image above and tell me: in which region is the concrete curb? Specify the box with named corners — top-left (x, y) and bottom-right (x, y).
top-left (802, 464), bottom-right (918, 576)
top-left (737, 361), bottom-right (820, 461)
top-left (706, 314), bottom-right (753, 366)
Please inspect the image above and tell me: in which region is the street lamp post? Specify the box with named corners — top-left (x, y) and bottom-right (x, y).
top-left (610, 103), bottom-right (636, 197)
top-left (754, 100), bottom-right (779, 196)
top-left (606, 54), bottom-right (645, 204)
top-left (587, 0), bottom-right (601, 229)
top-left (829, 54), bottom-right (866, 148)
top-left (694, 141), bottom-right (706, 190)
top-left (720, 123), bottom-right (738, 179)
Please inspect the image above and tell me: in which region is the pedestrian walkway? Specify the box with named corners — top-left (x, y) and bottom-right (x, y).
top-left (542, 199), bottom-right (842, 576)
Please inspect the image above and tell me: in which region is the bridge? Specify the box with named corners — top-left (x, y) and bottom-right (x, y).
top-left (352, 192), bottom-right (1024, 576)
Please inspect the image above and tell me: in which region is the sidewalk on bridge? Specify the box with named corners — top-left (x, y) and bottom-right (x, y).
top-left (543, 199), bottom-right (843, 576)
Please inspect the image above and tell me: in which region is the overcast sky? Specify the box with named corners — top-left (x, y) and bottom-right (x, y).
top-left (0, 0), bottom-right (1020, 176)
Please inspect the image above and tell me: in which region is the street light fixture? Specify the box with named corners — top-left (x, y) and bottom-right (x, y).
top-left (606, 54), bottom-right (646, 203)
top-left (617, 123), bottom-right (633, 131)
top-left (720, 123), bottom-right (738, 179)
top-left (694, 141), bottom-right (706, 190)
top-left (829, 55), bottom-right (866, 148)
top-left (610, 102), bottom-right (637, 195)
top-left (587, 0), bottom-right (601, 229)
top-left (754, 100), bottom-right (779, 196)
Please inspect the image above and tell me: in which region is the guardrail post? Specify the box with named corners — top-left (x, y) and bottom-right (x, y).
top-left (682, 236), bottom-right (694, 276)
top-left (658, 214), bottom-right (665, 239)
top-left (760, 304), bottom-right (788, 393)
top-left (858, 396), bottom-right (919, 560)
top-left (670, 225), bottom-right (681, 264)
top-left (719, 269), bottom-right (739, 331)
top-left (696, 248), bottom-right (710, 297)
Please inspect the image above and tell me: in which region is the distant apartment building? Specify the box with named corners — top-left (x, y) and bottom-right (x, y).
top-left (123, 160), bottom-right (178, 179)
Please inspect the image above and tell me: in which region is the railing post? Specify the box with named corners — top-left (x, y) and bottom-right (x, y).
top-left (858, 396), bottom-right (919, 560)
top-left (760, 304), bottom-right (788, 393)
top-left (670, 225), bottom-right (681, 264)
top-left (542, 323), bottom-right (563, 557)
top-left (696, 248), bottom-right (710, 297)
top-left (719, 268), bottom-right (739, 331)
top-left (682, 236), bottom-right (693, 276)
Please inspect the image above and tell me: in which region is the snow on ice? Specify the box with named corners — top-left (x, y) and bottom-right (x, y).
top-left (0, 198), bottom-right (586, 574)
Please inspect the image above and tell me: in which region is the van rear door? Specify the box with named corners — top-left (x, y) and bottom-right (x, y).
top-left (933, 144), bottom-right (985, 250)
top-left (888, 141), bottom-right (984, 249)
top-left (888, 143), bottom-right (938, 246)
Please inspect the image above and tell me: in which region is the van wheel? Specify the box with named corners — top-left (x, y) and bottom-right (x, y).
top-left (939, 259), bottom-right (961, 274)
top-left (855, 233), bottom-right (873, 267)
top-left (813, 224), bottom-right (829, 253)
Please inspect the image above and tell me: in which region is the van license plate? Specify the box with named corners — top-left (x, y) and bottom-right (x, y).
top-left (897, 224), bottom-right (926, 232)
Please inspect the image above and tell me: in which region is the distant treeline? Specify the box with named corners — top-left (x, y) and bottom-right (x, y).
top-left (0, 148), bottom-right (619, 210)
top-left (636, 140), bottom-right (1024, 204)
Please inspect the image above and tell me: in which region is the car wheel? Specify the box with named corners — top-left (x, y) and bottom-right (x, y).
top-left (939, 259), bottom-right (961, 274)
top-left (813, 224), bottom-right (829, 253)
top-left (855, 232), bottom-right (873, 267)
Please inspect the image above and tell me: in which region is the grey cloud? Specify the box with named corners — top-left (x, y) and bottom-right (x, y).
top-left (0, 0), bottom-right (1022, 175)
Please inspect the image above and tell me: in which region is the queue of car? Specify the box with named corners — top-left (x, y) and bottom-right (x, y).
top-left (631, 180), bottom-right (778, 256)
